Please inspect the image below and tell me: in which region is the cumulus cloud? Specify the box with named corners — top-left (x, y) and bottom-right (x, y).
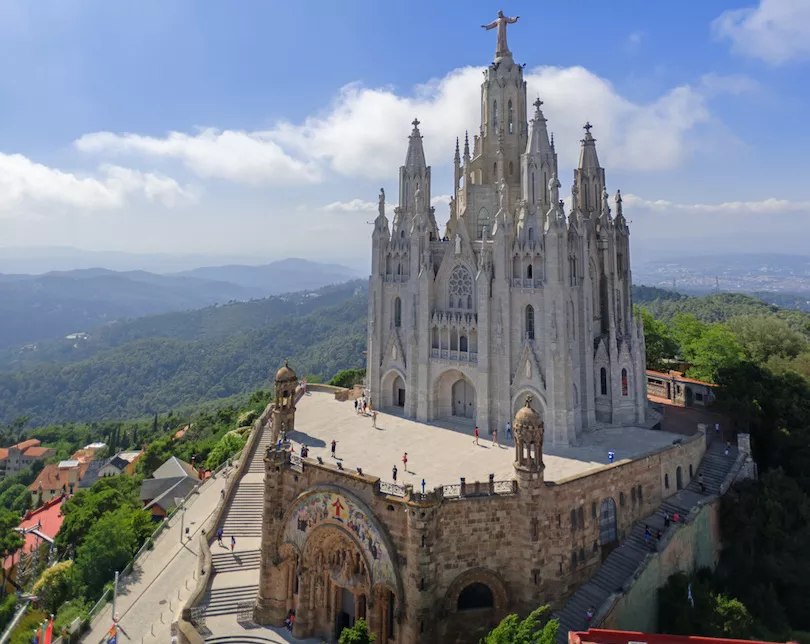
top-left (713, 0), bottom-right (810, 64)
top-left (0, 153), bottom-right (190, 213)
top-left (76, 63), bottom-right (733, 183)
top-left (76, 128), bottom-right (321, 185)
top-left (623, 193), bottom-right (810, 214)
top-left (323, 198), bottom-right (377, 213)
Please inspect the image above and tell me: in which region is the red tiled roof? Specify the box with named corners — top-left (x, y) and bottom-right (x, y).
top-left (0, 448), bottom-right (7, 460)
top-left (23, 446), bottom-right (52, 458)
top-left (28, 462), bottom-right (90, 492)
top-left (13, 439), bottom-right (40, 452)
top-left (4, 495), bottom-right (66, 569)
top-left (70, 448), bottom-right (99, 463)
top-left (646, 369), bottom-right (717, 387)
top-left (571, 628), bottom-right (785, 644)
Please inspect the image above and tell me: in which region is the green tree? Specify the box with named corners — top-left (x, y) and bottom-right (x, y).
top-left (338, 618), bottom-right (376, 644)
top-left (482, 606), bottom-right (559, 644)
top-left (727, 315), bottom-right (806, 365)
top-left (711, 593), bottom-right (754, 638)
top-left (75, 506), bottom-right (151, 596)
top-left (0, 509), bottom-right (24, 592)
top-left (684, 324), bottom-right (745, 383)
top-left (205, 432), bottom-right (246, 470)
top-left (32, 560), bottom-right (79, 613)
top-left (638, 307), bottom-right (678, 371)
top-left (329, 368), bottom-right (366, 389)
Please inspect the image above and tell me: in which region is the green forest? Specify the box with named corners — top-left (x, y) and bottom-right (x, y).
top-left (634, 292), bottom-right (810, 639)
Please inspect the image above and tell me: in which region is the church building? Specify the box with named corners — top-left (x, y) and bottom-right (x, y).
top-left (366, 13), bottom-right (647, 445)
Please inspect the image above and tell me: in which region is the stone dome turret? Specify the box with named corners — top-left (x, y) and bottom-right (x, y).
top-left (514, 396), bottom-right (542, 428)
top-left (275, 360), bottom-right (298, 383)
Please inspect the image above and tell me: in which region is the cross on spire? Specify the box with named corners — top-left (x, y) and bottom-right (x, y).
top-left (412, 118), bottom-right (421, 130)
top-left (533, 97), bottom-right (543, 110)
top-left (583, 122), bottom-right (593, 133)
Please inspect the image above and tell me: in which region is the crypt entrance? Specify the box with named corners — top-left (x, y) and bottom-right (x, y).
top-left (273, 486), bottom-right (403, 642)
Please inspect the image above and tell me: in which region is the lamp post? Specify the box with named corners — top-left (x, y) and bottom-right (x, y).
top-left (175, 497), bottom-right (186, 543)
top-left (111, 570), bottom-right (119, 639)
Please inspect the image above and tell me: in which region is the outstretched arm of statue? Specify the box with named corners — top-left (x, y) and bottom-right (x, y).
top-left (482, 20), bottom-right (497, 29)
top-left (506, 15), bottom-right (519, 24)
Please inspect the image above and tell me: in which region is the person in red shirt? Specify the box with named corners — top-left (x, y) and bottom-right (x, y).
top-left (474, 426), bottom-right (480, 445)
top-left (402, 452), bottom-right (408, 472)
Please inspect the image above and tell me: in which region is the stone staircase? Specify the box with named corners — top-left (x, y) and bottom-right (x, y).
top-left (200, 583), bottom-right (260, 617)
top-left (211, 549), bottom-right (261, 574)
top-left (553, 440), bottom-right (738, 640)
top-left (220, 481), bottom-right (265, 538)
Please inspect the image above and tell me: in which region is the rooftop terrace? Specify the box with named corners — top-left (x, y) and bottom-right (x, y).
top-left (287, 391), bottom-right (689, 490)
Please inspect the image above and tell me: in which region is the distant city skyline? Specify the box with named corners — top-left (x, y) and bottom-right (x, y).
top-left (0, 0), bottom-right (808, 267)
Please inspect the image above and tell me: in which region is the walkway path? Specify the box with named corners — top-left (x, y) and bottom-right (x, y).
top-left (82, 472), bottom-right (229, 643)
top-left (553, 438), bottom-right (739, 640)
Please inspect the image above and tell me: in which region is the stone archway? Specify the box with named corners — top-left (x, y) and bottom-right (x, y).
top-left (380, 368), bottom-right (406, 410)
top-left (432, 368), bottom-right (478, 421)
top-left (274, 486), bottom-right (404, 641)
top-left (511, 388), bottom-right (547, 421)
top-left (441, 568), bottom-right (509, 644)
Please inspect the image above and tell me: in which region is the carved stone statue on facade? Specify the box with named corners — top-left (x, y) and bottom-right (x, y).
top-left (548, 174), bottom-right (560, 207)
top-left (378, 188), bottom-right (385, 218)
top-left (414, 184), bottom-right (423, 214)
top-left (454, 233), bottom-right (462, 255)
top-left (482, 11), bottom-right (520, 59)
top-left (498, 177), bottom-right (508, 214)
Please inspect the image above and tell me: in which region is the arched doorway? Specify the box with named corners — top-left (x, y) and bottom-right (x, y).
top-left (457, 583), bottom-right (494, 610)
top-left (392, 375), bottom-right (405, 408)
top-left (676, 466), bottom-right (683, 490)
top-left (452, 378), bottom-right (476, 420)
top-left (599, 498), bottom-right (618, 546)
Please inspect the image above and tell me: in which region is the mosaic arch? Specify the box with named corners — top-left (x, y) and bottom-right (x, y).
top-left (280, 485), bottom-right (401, 594)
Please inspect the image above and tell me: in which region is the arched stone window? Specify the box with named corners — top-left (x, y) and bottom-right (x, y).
top-left (599, 498), bottom-right (618, 545)
top-left (508, 99), bottom-right (514, 134)
top-left (509, 161), bottom-right (514, 176)
top-left (665, 473), bottom-right (670, 489)
top-left (676, 466), bottom-right (683, 490)
top-left (492, 100), bottom-right (498, 132)
top-left (457, 583), bottom-right (494, 611)
top-left (577, 506), bottom-right (584, 528)
top-left (638, 485), bottom-right (643, 502)
top-left (600, 367), bottom-right (607, 396)
top-left (394, 297), bottom-right (402, 328)
top-left (448, 265), bottom-right (473, 310)
top-left (525, 305), bottom-right (535, 340)
top-left (460, 334), bottom-right (468, 352)
top-left (531, 172), bottom-right (536, 203)
top-left (493, 162), bottom-right (497, 177)
top-left (621, 368), bottom-right (629, 396)
top-left (689, 464), bottom-right (694, 478)
top-left (527, 264), bottom-right (533, 280)
top-left (570, 509), bottom-right (577, 530)
top-left (619, 492), bottom-right (625, 507)
top-left (528, 228), bottom-right (534, 241)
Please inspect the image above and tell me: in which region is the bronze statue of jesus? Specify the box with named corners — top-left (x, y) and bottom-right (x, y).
top-left (482, 10), bottom-right (520, 59)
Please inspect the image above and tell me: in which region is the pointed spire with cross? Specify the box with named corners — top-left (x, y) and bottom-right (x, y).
top-left (411, 118), bottom-right (421, 131)
top-left (583, 122), bottom-right (593, 134)
top-left (533, 97), bottom-right (543, 111)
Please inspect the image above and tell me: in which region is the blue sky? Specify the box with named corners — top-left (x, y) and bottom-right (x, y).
top-left (0, 0), bottom-right (808, 270)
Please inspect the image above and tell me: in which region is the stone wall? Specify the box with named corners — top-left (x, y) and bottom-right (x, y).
top-left (598, 499), bottom-right (721, 632)
top-left (256, 428), bottom-right (705, 644)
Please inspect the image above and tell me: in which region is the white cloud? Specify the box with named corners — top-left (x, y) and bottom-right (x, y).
top-left (323, 198), bottom-right (377, 213)
top-left (431, 194), bottom-right (452, 207)
top-left (623, 193), bottom-right (810, 214)
top-left (698, 72), bottom-right (759, 95)
top-left (0, 153), bottom-right (190, 213)
top-left (76, 63), bottom-right (732, 183)
top-left (76, 128), bottom-right (321, 186)
top-left (713, 0), bottom-right (810, 64)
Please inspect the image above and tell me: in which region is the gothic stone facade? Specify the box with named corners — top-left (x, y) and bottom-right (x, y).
top-left (254, 417), bottom-right (706, 643)
top-left (366, 29), bottom-right (646, 446)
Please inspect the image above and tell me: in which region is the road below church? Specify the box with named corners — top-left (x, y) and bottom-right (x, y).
top-left (81, 473), bottom-right (228, 643)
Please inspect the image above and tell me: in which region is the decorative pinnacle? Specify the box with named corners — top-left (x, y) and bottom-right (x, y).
top-left (463, 130), bottom-right (470, 156)
top-left (454, 137), bottom-right (460, 160)
top-left (525, 394), bottom-right (533, 408)
top-left (583, 122), bottom-right (593, 134)
top-left (533, 97), bottom-right (543, 110)
top-left (412, 118), bottom-right (420, 129)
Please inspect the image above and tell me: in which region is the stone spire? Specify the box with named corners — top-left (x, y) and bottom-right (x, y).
top-left (454, 137), bottom-right (461, 189)
top-left (404, 118), bottom-right (427, 170)
top-left (463, 130), bottom-right (470, 161)
top-left (578, 122), bottom-right (601, 170)
top-left (573, 121), bottom-right (606, 219)
top-left (399, 118), bottom-right (431, 215)
top-left (525, 98), bottom-right (550, 156)
top-left (614, 189), bottom-right (626, 228)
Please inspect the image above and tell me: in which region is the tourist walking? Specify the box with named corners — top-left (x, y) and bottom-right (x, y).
top-left (505, 421), bottom-right (512, 439)
top-left (392, 465), bottom-right (398, 482)
top-left (474, 426), bottom-right (480, 445)
top-left (331, 439), bottom-right (338, 458)
top-left (725, 440), bottom-right (731, 456)
top-left (354, 399), bottom-right (359, 414)
top-left (402, 452), bottom-right (408, 472)
top-left (372, 410), bottom-right (378, 428)
top-left (217, 527), bottom-right (224, 547)
top-left (421, 478), bottom-right (426, 494)
top-left (492, 429), bottom-right (498, 446)
top-left (643, 525), bottom-right (652, 548)
top-left (363, 400), bottom-right (368, 414)
top-left (230, 535), bottom-right (236, 553)
top-left (698, 473), bottom-right (705, 493)
top-left (663, 511), bottom-right (670, 527)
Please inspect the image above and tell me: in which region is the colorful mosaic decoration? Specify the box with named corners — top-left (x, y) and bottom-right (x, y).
top-left (282, 488), bottom-right (397, 589)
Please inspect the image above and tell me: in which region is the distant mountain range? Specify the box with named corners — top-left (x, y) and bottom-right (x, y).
top-left (0, 258), bottom-right (365, 349)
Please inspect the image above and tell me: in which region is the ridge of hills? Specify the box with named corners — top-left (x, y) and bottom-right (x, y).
top-left (0, 258), bottom-right (364, 349)
top-left (1, 283), bottom-right (809, 427)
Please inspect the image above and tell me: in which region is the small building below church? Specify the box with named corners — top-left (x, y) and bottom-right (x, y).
top-left (646, 370), bottom-right (716, 408)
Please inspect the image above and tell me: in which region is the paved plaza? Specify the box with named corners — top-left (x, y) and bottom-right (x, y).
top-left (288, 391), bottom-right (686, 490)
